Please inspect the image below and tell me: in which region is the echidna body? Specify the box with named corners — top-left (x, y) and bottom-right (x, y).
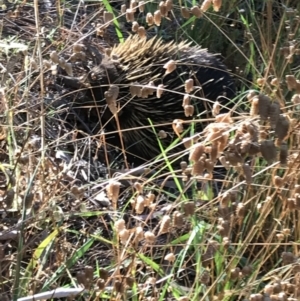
top-left (88, 36), bottom-right (235, 163)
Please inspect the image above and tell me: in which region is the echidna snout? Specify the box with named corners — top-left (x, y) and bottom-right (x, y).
top-left (89, 36), bottom-right (236, 164)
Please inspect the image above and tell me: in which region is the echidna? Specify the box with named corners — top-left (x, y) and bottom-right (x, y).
top-left (75, 36), bottom-right (235, 163)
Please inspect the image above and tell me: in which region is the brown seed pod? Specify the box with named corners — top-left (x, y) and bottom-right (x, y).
top-left (273, 175), bottom-right (283, 188)
top-left (115, 219), bottom-right (126, 233)
top-left (126, 9), bottom-right (134, 22)
top-left (291, 94), bottom-right (300, 104)
top-left (215, 113), bottom-right (232, 124)
top-left (260, 140), bottom-right (277, 164)
top-left (279, 142), bottom-right (288, 166)
top-left (106, 180), bottom-right (121, 207)
top-left (270, 77), bottom-right (279, 86)
top-left (250, 97), bottom-right (259, 116)
top-left (163, 59), bottom-right (176, 74)
top-left (159, 1), bottom-right (167, 16)
top-left (185, 78), bottom-right (194, 93)
top-left (121, 4), bottom-right (127, 13)
top-left (157, 84), bottom-right (164, 98)
top-left (189, 142), bottom-right (205, 162)
top-left (200, 270), bottom-right (210, 285)
top-left (286, 75), bottom-right (297, 90)
top-left (132, 21), bottom-right (139, 32)
top-left (230, 267), bottom-right (240, 280)
top-left (146, 12), bottom-right (154, 25)
top-left (119, 228), bottom-right (130, 244)
top-left (158, 130), bottom-right (167, 139)
top-left (219, 155), bottom-right (230, 169)
top-left (268, 101), bottom-right (281, 129)
top-left (204, 159), bottom-right (214, 174)
top-left (212, 0), bottom-right (222, 12)
top-left (135, 195), bottom-right (145, 214)
top-left (257, 78), bottom-right (266, 86)
top-left (165, 0), bottom-right (173, 11)
top-left (181, 7), bottom-right (190, 19)
top-left (144, 231), bottom-right (156, 244)
top-left (184, 104), bottom-right (194, 117)
top-left (159, 215), bottom-right (171, 234)
top-left (104, 11), bottom-right (114, 23)
top-left (257, 94), bottom-right (271, 121)
top-left (201, 0), bottom-right (212, 12)
top-left (247, 90), bottom-right (257, 101)
top-left (183, 201), bottom-right (195, 216)
top-left (4, 188), bottom-right (14, 209)
top-left (212, 101), bottom-right (220, 116)
top-left (275, 115), bottom-right (290, 141)
top-left (173, 211), bottom-right (184, 228)
top-left (154, 10), bottom-right (162, 26)
top-left (182, 94), bottom-right (190, 106)
top-left (164, 252), bottom-right (175, 262)
top-left (50, 51), bottom-right (59, 64)
top-left (192, 159), bottom-right (205, 176)
top-left (191, 6), bottom-right (202, 18)
top-left (236, 203), bottom-right (245, 218)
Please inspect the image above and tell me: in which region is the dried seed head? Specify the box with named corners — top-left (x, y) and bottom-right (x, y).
top-left (132, 21), bottom-right (139, 32)
top-left (183, 201), bottom-right (195, 216)
top-left (154, 10), bottom-right (162, 26)
top-left (99, 268), bottom-right (109, 281)
top-left (250, 97), bottom-right (259, 116)
top-left (257, 94), bottom-right (271, 121)
top-left (279, 143), bottom-right (288, 166)
top-left (144, 231), bottom-right (156, 244)
top-left (181, 7), bottom-right (190, 18)
top-left (191, 6), bottom-right (202, 18)
top-left (163, 59), bottom-right (176, 74)
top-left (145, 192), bottom-right (155, 206)
top-left (157, 84), bottom-right (164, 98)
top-left (210, 142), bottom-right (219, 162)
top-left (121, 4), bottom-right (127, 13)
top-left (173, 211), bottom-right (184, 228)
top-left (236, 203), bottom-right (245, 218)
top-left (135, 195), bottom-right (145, 214)
top-left (201, 0), bottom-right (212, 12)
top-left (106, 180), bottom-right (121, 205)
top-left (159, 215), bottom-right (171, 234)
top-left (126, 9), bottom-right (134, 22)
top-left (130, 0), bottom-right (138, 12)
top-left (114, 280), bottom-right (125, 294)
top-left (192, 159), bottom-right (205, 176)
top-left (185, 78), bottom-right (194, 93)
top-left (286, 75), bottom-right (297, 90)
top-left (135, 226), bottom-right (144, 241)
top-left (134, 182), bottom-right (143, 194)
top-left (182, 94), bottom-right (190, 107)
top-left (273, 175), bottom-right (283, 188)
top-left (184, 104), bottom-right (194, 117)
top-left (204, 159), bottom-right (214, 174)
top-left (64, 62), bottom-right (73, 76)
top-left (158, 130), bottom-right (167, 139)
top-left (115, 219), bottom-right (126, 233)
top-left (212, 0), bottom-right (222, 11)
top-left (137, 26), bottom-right (146, 39)
top-left (164, 252), bottom-right (175, 262)
top-left (77, 271), bottom-right (87, 287)
top-left (271, 77), bottom-right (279, 86)
top-left (247, 90), bottom-right (257, 101)
top-left (130, 82), bottom-right (142, 97)
top-left (275, 115), bottom-right (290, 141)
top-left (189, 142), bottom-right (205, 162)
top-left (165, 0), bottom-right (173, 11)
top-left (212, 101), bottom-right (220, 116)
top-left (50, 51), bottom-right (59, 64)
top-left (291, 94), bottom-right (300, 104)
top-left (200, 270), bottom-right (210, 285)
top-left (146, 12), bottom-right (154, 25)
top-left (260, 140), bottom-right (277, 164)
top-left (119, 228), bottom-right (130, 244)
top-left (159, 1), bottom-right (167, 16)
top-left (269, 101), bottom-right (281, 129)
top-left (257, 77), bottom-right (266, 86)
top-left (104, 11), bottom-right (114, 23)
top-left (173, 119), bottom-right (184, 134)
top-left (215, 113), bottom-right (233, 124)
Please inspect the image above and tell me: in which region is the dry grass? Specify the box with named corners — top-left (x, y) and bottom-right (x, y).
top-left (1, 0), bottom-right (300, 301)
